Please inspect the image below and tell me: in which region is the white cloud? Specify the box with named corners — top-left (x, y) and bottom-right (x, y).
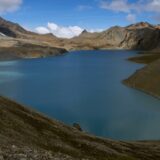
top-left (100, 0), bottom-right (131, 13)
top-left (126, 14), bottom-right (136, 23)
top-left (100, 0), bottom-right (160, 23)
top-left (48, 23), bottom-right (58, 30)
top-left (35, 22), bottom-right (104, 38)
top-left (35, 22), bottom-right (84, 38)
top-left (35, 27), bottom-right (50, 34)
top-left (145, 0), bottom-right (160, 13)
top-left (0, 0), bottom-right (22, 14)
top-left (100, 0), bottom-right (160, 13)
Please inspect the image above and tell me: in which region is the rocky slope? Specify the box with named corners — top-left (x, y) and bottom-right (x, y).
top-left (63, 22), bottom-right (160, 50)
top-left (0, 17), bottom-right (67, 60)
top-left (0, 17), bottom-right (32, 37)
top-left (0, 37), bottom-right (67, 60)
top-left (0, 17), bottom-right (55, 39)
top-left (0, 17), bottom-right (63, 46)
top-left (0, 96), bottom-right (160, 160)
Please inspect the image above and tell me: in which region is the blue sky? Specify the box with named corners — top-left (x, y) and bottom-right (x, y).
top-left (1, 0), bottom-right (160, 38)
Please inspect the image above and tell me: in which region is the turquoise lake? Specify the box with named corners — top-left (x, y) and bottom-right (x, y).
top-left (0, 50), bottom-right (160, 140)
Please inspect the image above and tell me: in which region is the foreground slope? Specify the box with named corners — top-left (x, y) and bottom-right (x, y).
top-left (0, 96), bottom-right (160, 160)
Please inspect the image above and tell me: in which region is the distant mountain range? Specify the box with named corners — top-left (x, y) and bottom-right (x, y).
top-left (69, 22), bottom-right (160, 50)
top-left (0, 17), bottom-right (160, 52)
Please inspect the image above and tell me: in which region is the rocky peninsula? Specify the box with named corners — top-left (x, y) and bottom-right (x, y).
top-left (124, 52), bottom-right (160, 99)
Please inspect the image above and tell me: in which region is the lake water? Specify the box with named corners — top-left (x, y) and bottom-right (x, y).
top-left (0, 50), bottom-right (160, 140)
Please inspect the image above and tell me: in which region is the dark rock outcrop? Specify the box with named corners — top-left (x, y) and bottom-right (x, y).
top-left (73, 123), bottom-right (83, 131)
top-left (0, 17), bottom-right (31, 37)
top-left (122, 27), bottom-right (160, 50)
top-left (0, 26), bottom-right (16, 37)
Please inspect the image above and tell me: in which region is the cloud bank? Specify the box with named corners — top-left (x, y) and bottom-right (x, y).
top-left (35, 23), bottom-right (84, 38)
top-left (100, 0), bottom-right (131, 13)
top-left (100, 0), bottom-right (160, 22)
top-left (100, 0), bottom-right (160, 13)
top-left (35, 22), bottom-right (103, 38)
top-left (0, 0), bottom-right (22, 14)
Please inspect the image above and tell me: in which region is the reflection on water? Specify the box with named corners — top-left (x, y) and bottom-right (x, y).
top-left (0, 61), bottom-right (24, 83)
top-left (0, 50), bottom-right (160, 140)
top-left (0, 72), bottom-right (24, 83)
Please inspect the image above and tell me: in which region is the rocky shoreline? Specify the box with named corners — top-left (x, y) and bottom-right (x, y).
top-left (0, 37), bottom-right (67, 61)
top-left (123, 52), bottom-right (160, 99)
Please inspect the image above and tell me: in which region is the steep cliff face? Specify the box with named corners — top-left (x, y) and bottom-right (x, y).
top-left (64, 22), bottom-right (160, 50)
top-left (0, 96), bottom-right (160, 160)
top-left (121, 26), bottom-right (160, 50)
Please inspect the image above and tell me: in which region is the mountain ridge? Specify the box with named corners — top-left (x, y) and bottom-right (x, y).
top-left (64, 22), bottom-right (160, 50)
top-left (1, 17), bottom-right (160, 51)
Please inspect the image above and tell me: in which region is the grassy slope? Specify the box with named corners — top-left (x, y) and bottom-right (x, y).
top-left (0, 96), bottom-right (160, 159)
top-left (124, 52), bottom-right (160, 98)
top-left (128, 52), bottom-right (160, 64)
top-left (0, 37), bottom-right (67, 60)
